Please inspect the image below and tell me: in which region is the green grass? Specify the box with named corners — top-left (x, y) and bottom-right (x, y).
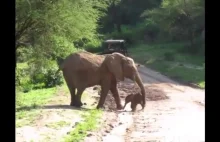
top-left (64, 109), bottom-right (102, 142)
top-left (46, 121), bottom-right (71, 129)
top-left (63, 92), bottom-right (103, 142)
top-left (16, 87), bottom-right (58, 127)
top-left (129, 42), bottom-right (205, 88)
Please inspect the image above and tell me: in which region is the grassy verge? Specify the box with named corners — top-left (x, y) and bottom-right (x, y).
top-left (129, 43), bottom-right (205, 88)
top-left (16, 87), bottom-right (58, 127)
top-left (64, 109), bottom-right (102, 142)
top-left (16, 84), bottom-right (103, 142)
top-left (46, 121), bottom-right (71, 129)
top-left (63, 92), bottom-right (103, 142)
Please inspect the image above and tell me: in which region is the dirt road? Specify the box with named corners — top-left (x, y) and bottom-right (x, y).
top-left (16, 64), bottom-right (205, 142)
top-left (91, 65), bottom-right (205, 142)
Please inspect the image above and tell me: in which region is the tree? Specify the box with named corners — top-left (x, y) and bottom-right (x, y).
top-left (98, 0), bottom-right (162, 33)
top-left (16, 0), bottom-right (106, 59)
top-left (142, 0), bottom-right (204, 51)
top-left (16, 0), bottom-right (108, 89)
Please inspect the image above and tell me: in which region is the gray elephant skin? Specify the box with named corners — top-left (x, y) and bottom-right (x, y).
top-left (56, 51), bottom-right (146, 110)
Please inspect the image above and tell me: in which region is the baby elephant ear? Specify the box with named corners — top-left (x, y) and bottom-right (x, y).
top-left (104, 55), bottom-right (124, 81)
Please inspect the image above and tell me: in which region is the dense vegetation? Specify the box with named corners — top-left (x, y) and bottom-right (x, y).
top-left (16, 0), bottom-right (205, 92)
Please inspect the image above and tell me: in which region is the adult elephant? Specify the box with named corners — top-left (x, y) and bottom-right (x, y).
top-left (56, 51), bottom-right (146, 110)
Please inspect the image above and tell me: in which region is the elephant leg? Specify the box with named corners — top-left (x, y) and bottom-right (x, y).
top-left (110, 79), bottom-right (123, 110)
top-left (69, 87), bottom-right (76, 106)
top-left (63, 74), bottom-right (76, 106)
top-left (131, 102), bottom-right (137, 112)
top-left (123, 102), bottom-right (128, 109)
top-left (96, 83), bottom-right (110, 109)
top-left (74, 88), bottom-right (85, 107)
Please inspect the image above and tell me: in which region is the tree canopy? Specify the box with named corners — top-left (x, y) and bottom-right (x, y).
top-left (16, 0), bottom-right (204, 91)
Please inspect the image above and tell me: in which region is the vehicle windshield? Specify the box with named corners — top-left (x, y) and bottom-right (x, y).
top-left (103, 42), bottom-right (122, 50)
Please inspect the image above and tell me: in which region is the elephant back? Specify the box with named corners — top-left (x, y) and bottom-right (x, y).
top-left (62, 51), bottom-right (105, 71)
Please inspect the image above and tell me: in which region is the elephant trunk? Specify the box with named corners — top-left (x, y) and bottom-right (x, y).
top-left (134, 72), bottom-right (146, 107)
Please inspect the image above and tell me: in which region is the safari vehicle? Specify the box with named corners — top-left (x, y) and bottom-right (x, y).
top-left (100, 39), bottom-right (128, 56)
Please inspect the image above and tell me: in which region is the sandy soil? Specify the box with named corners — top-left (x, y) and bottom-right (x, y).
top-left (16, 64), bottom-right (205, 142)
top-left (85, 65), bottom-right (205, 142)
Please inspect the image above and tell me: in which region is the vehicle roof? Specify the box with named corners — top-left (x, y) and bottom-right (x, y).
top-left (104, 40), bottom-right (125, 43)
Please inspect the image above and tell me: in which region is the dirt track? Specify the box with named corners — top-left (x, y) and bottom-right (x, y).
top-left (88, 64), bottom-right (205, 142)
top-left (16, 64), bottom-right (205, 142)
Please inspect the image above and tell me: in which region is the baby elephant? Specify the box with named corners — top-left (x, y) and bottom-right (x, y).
top-left (123, 92), bottom-right (145, 112)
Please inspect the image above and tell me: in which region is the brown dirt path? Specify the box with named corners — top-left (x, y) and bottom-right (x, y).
top-left (124, 86), bottom-right (204, 142)
top-left (16, 87), bottom-right (100, 142)
top-left (95, 64), bottom-right (205, 142)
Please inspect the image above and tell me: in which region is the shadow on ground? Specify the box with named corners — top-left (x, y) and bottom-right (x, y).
top-left (16, 83), bottom-right (170, 113)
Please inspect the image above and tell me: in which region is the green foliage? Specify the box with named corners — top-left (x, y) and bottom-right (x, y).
top-left (50, 35), bottom-right (77, 58)
top-left (16, 87), bottom-right (57, 110)
top-left (16, 0), bottom-right (104, 48)
top-left (16, 0), bottom-right (205, 90)
top-left (129, 43), bottom-right (205, 88)
top-left (28, 60), bottom-right (64, 89)
top-left (99, 0), bottom-right (161, 33)
top-left (31, 67), bottom-right (63, 89)
top-left (16, 0), bottom-right (107, 89)
top-left (64, 109), bottom-right (102, 142)
top-left (16, 48), bottom-right (33, 63)
top-left (46, 121), bottom-right (71, 130)
top-left (16, 63), bottom-right (33, 92)
top-left (164, 52), bottom-right (175, 61)
top-left (84, 38), bottom-right (103, 53)
top-left (142, 0), bottom-right (204, 52)
top-left (16, 60), bottom-right (63, 92)
top-left (107, 29), bottom-right (137, 44)
top-left (16, 87), bottom-right (58, 127)
top-left (106, 23), bottom-right (150, 45)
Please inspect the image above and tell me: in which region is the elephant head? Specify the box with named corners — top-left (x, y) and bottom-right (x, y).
top-left (102, 53), bottom-right (146, 107)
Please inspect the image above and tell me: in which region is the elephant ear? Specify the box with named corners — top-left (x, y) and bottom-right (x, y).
top-left (104, 55), bottom-right (124, 81)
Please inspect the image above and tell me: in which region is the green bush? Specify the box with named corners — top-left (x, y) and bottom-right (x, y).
top-left (51, 35), bottom-right (78, 58)
top-left (44, 68), bottom-right (63, 88)
top-left (164, 52), bottom-right (175, 61)
top-left (85, 45), bottom-right (102, 53)
top-left (30, 61), bottom-right (64, 89)
top-left (16, 63), bottom-right (33, 92)
top-left (16, 61), bottom-right (63, 92)
top-left (106, 22), bottom-right (161, 45)
top-left (138, 21), bottom-right (160, 43)
top-left (84, 38), bottom-right (102, 53)
top-left (107, 28), bottom-right (138, 45)
top-left (22, 83), bottom-right (34, 93)
top-left (175, 37), bottom-right (205, 55)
